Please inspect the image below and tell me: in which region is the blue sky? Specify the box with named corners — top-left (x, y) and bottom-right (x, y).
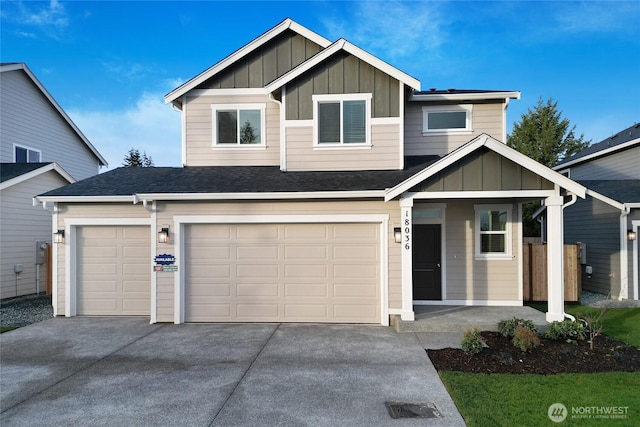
top-left (2, 0), bottom-right (639, 169)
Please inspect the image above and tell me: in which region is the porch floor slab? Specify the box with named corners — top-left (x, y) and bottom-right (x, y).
top-left (392, 305), bottom-right (547, 333)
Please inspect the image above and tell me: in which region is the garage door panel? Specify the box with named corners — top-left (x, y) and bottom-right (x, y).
top-left (185, 223), bottom-right (380, 324)
top-left (77, 226), bottom-right (150, 316)
top-left (190, 265), bottom-right (231, 278)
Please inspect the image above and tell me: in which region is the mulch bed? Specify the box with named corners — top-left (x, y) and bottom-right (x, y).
top-left (428, 332), bottom-right (640, 374)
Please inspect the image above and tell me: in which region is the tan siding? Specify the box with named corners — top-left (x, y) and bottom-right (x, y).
top-left (0, 172), bottom-right (68, 299)
top-left (0, 70), bottom-right (101, 180)
top-left (184, 94), bottom-right (280, 166)
top-left (285, 123), bottom-right (401, 171)
top-left (442, 200), bottom-right (520, 301)
top-left (569, 146), bottom-right (640, 180)
top-left (404, 102), bottom-right (505, 157)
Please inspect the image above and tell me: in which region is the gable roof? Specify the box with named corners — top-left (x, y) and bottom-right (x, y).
top-left (264, 38), bottom-right (420, 92)
top-left (385, 134), bottom-right (587, 201)
top-left (36, 156), bottom-right (440, 202)
top-left (0, 162), bottom-right (75, 191)
top-left (554, 122), bottom-right (640, 169)
top-left (164, 18), bottom-right (332, 106)
top-left (0, 63), bottom-right (108, 167)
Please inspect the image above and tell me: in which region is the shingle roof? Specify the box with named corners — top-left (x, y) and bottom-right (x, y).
top-left (579, 180), bottom-right (640, 204)
top-left (0, 163), bottom-right (52, 183)
top-left (555, 122), bottom-right (640, 167)
top-left (39, 156), bottom-right (440, 197)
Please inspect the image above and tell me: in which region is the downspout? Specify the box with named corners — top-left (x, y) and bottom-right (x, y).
top-left (620, 205), bottom-right (631, 300)
top-left (561, 193), bottom-right (578, 321)
top-left (269, 92), bottom-right (285, 171)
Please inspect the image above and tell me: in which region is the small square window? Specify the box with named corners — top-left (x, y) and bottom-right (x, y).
top-left (14, 145), bottom-right (41, 163)
top-left (313, 94), bottom-right (371, 146)
top-left (212, 104), bottom-right (265, 147)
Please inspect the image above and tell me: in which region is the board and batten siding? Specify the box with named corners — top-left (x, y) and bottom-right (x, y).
top-left (285, 52), bottom-right (400, 120)
top-left (184, 94), bottom-right (280, 166)
top-left (567, 146), bottom-right (640, 180)
top-left (0, 172), bottom-right (69, 299)
top-left (54, 204), bottom-right (151, 315)
top-left (198, 30), bottom-right (322, 90)
top-left (0, 70), bottom-right (101, 180)
top-left (153, 200), bottom-right (401, 322)
top-left (284, 122), bottom-right (401, 171)
top-left (404, 101), bottom-right (506, 157)
top-left (564, 197), bottom-right (625, 297)
top-left (443, 200), bottom-right (520, 301)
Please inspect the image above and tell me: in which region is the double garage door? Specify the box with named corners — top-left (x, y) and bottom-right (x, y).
top-left (184, 223), bottom-right (381, 324)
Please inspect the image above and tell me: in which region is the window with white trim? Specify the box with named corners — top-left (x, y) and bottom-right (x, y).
top-left (422, 105), bottom-right (472, 135)
top-left (211, 104), bottom-right (266, 146)
top-left (14, 145), bottom-right (41, 163)
top-left (475, 204), bottom-right (512, 259)
top-left (313, 94), bottom-right (371, 146)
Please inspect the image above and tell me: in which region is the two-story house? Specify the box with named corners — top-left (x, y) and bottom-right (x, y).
top-left (554, 123), bottom-right (640, 301)
top-left (36, 19), bottom-right (585, 325)
top-left (1, 63), bottom-right (107, 299)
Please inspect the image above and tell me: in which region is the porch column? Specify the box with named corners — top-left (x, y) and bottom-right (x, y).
top-left (545, 196), bottom-right (565, 322)
top-left (400, 198), bottom-right (414, 321)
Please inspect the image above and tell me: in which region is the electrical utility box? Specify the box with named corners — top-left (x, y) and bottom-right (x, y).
top-left (35, 241), bottom-right (47, 265)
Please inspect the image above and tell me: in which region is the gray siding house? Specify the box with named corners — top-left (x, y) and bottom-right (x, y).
top-left (0, 63), bottom-right (107, 299)
top-left (555, 123), bottom-right (640, 300)
top-left (37, 19), bottom-right (585, 325)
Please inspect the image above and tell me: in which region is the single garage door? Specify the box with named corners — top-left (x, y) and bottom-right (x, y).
top-left (185, 223), bottom-right (381, 323)
top-left (77, 226), bottom-right (150, 315)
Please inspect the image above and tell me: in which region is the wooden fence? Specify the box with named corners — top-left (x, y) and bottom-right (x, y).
top-left (522, 243), bottom-right (581, 302)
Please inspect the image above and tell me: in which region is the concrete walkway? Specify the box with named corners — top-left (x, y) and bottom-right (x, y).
top-left (1, 318), bottom-right (465, 426)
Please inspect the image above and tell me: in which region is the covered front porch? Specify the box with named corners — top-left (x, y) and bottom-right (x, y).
top-left (391, 305), bottom-right (547, 333)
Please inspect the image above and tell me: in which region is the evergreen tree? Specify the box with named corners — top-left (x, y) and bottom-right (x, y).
top-left (507, 98), bottom-right (590, 237)
top-left (239, 121), bottom-right (257, 144)
top-left (122, 148), bottom-right (154, 167)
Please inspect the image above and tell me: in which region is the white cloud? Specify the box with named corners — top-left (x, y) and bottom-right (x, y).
top-left (552, 2), bottom-right (640, 35)
top-left (68, 92), bottom-right (182, 170)
top-left (9, 0), bottom-right (70, 39)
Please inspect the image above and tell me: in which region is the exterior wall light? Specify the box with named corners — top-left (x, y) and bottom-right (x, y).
top-left (53, 229), bottom-right (65, 244)
top-left (158, 226), bottom-right (170, 243)
top-left (628, 230), bottom-right (637, 241)
top-left (394, 227), bottom-right (402, 243)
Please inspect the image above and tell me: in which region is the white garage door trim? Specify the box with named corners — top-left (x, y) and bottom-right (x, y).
top-left (64, 218), bottom-right (153, 318)
top-left (173, 214), bottom-right (390, 325)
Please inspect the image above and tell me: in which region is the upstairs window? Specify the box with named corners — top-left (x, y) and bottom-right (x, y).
top-left (313, 94), bottom-right (371, 146)
top-left (422, 105), bottom-right (472, 135)
top-left (212, 104), bottom-right (265, 146)
top-left (14, 145), bottom-right (41, 163)
top-left (475, 204), bottom-right (512, 259)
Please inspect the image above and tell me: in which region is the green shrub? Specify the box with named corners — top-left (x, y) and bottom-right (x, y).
top-left (512, 324), bottom-right (541, 352)
top-left (544, 319), bottom-right (587, 343)
top-left (498, 317), bottom-right (539, 338)
top-left (461, 327), bottom-right (485, 354)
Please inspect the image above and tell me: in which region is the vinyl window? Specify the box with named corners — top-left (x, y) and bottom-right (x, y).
top-left (422, 105), bottom-right (472, 135)
top-left (212, 104), bottom-right (266, 146)
top-left (475, 204), bottom-right (512, 259)
top-left (313, 94), bottom-right (371, 146)
top-left (14, 145), bottom-right (41, 163)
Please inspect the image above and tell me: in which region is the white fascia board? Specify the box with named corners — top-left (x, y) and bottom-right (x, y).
top-left (410, 91), bottom-right (520, 102)
top-left (625, 203), bottom-right (640, 209)
top-left (410, 190), bottom-right (556, 199)
top-left (136, 190), bottom-right (385, 202)
top-left (385, 133), bottom-right (587, 201)
top-left (265, 39), bottom-right (421, 93)
top-left (0, 163), bottom-right (75, 191)
top-left (1, 63), bottom-right (108, 166)
top-left (552, 138), bottom-right (640, 170)
top-left (165, 19), bottom-right (331, 105)
top-left (35, 195), bottom-right (136, 204)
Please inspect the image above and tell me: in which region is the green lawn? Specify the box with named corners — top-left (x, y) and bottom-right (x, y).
top-left (0, 325), bottom-right (17, 333)
top-left (439, 305), bottom-right (640, 426)
top-left (440, 371), bottom-right (640, 427)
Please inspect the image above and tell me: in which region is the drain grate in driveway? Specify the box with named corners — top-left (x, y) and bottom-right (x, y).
top-left (385, 401), bottom-right (442, 419)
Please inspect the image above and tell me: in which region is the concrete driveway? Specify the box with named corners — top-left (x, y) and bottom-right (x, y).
top-left (1, 318), bottom-right (465, 426)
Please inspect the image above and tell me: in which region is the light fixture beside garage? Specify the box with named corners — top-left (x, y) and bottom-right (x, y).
top-left (53, 229), bottom-right (65, 244)
top-left (158, 226), bottom-right (170, 243)
top-left (394, 227), bottom-right (402, 243)
top-left (629, 230), bottom-right (637, 241)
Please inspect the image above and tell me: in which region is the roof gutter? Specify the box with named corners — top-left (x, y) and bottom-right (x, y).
top-left (134, 190), bottom-right (386, 202)
top-left (409, 91), bottom-right (521, 102)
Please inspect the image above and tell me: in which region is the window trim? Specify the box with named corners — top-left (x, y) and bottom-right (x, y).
top-left (474, 204), bottom-right (512, 260)
top-left (211, 103), bottom-right (266, 148)
top-left (13, 144), bottom-right (42, 163)
top-left (312, 93), bottom-right (372, 148)
top-left (422, 104), bottom-right (473, 135)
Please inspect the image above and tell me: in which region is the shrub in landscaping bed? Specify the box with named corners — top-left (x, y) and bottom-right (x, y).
top-left (497, 317), bottom-right (539, 337)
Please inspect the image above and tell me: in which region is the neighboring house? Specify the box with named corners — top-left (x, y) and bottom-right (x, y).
top-left (36, 19), bottom-right (585, 325)
top-left (554, 123), bottom-right (640, 300)
top-left (0, 63), bottom-right (107, 299)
